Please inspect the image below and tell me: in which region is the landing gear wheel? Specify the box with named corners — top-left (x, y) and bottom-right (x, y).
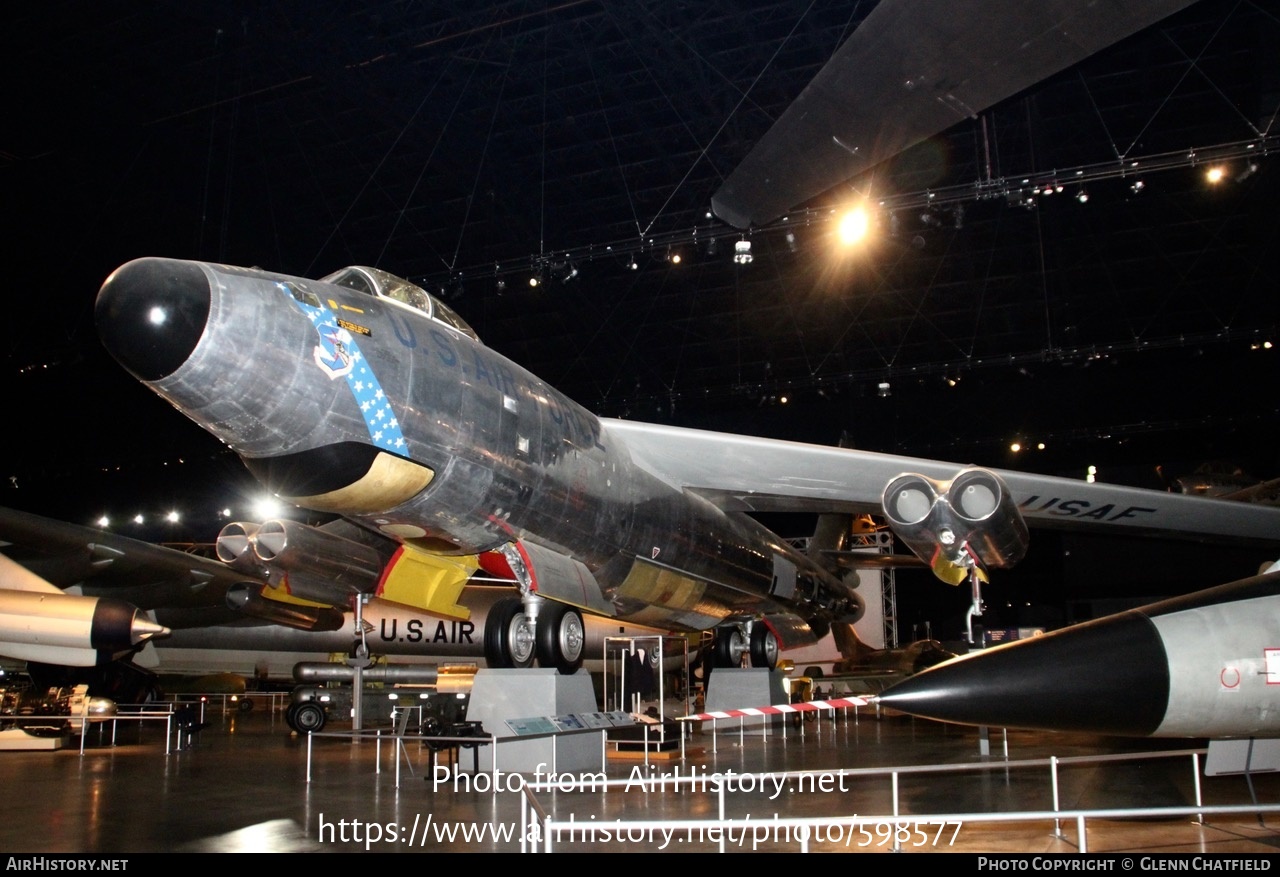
top-left (484, 597), bottom-right (536, 668)
top-left (237, 697), bottom-right (254, 712)
top-left (291, 702), bottom-right (326, 733)
top-left (714, 626), bottom-right (748, 668)
top-left (536, 603), bottom-right (585, 674)
top-left (749, 623), bottom-right (779, 670)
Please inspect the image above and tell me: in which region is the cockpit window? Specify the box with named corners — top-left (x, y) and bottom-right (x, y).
top-left (320, 266), bottom-right (481, 343)
top-left (431, 298), bottom-right (475, 336)
top-left (324, 267), bottom-right (376, 297)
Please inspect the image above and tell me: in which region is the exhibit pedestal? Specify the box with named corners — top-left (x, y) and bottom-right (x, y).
top-left (465, 669), bottom-right (600, 774)
top-left (704, 668), bottom-right (788, 733)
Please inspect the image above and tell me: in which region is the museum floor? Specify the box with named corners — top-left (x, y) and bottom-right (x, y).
top-left (2, 700), bottom-right (1279, 855)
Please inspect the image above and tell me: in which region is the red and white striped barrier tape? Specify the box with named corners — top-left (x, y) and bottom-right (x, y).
top-left (677, 697), bottom-right (868, 721)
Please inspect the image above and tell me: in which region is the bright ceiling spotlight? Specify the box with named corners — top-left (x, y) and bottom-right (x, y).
top-left (253, 496), bottom-right (284, 520)
top-left (1130, 179), bottom-right (1145, 194)
top-left (877, 381), bottom-right (891, 398)
top-left (1205, 165), bottom-right (1226, 185)
top-left (1009, 442), bottom-right (1022, 453)
top-left (837, 206), bottom-right (870, 244)
top-left (528, 275), bottom-right (540, 287)
top-left (733, 240), bottom-right (753, 265)
top-left (1076, 188), bottom-right (1089, 203)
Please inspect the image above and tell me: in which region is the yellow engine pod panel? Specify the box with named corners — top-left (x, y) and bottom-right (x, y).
top-left (377, 544), bottom-right (477, 620)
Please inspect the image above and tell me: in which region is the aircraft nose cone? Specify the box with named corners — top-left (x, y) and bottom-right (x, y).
top-left (877, 610), bottom-right (1170, 736)
top-left (95, 258), bottom-right (211, 381)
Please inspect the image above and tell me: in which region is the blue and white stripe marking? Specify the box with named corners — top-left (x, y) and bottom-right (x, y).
top-left (279, 283), bottom-right (406, 453)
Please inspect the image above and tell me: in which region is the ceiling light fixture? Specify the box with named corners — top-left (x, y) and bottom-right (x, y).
top-left (838, 206), bottom-right (870, 244)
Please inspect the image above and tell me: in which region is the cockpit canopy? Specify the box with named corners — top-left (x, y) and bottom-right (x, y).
top-left (322, 265), bottom-right (480, 343)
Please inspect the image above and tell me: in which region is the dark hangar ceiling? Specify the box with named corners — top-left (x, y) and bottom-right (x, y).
top-left (5, 0), bottom-right (1279, 528)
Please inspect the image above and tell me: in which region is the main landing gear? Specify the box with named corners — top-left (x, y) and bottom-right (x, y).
top-left (484, 596), bottom-right (584, 674)
top-left (713, 622), bottom-right (778, 670)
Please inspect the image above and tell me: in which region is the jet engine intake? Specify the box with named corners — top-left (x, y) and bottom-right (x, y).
top-left (214, 521), bottom-right (279, 584)
top-left (882, 469), bottom-right (1029, 585)
top-left (216, 519), bottom-right (386, 607)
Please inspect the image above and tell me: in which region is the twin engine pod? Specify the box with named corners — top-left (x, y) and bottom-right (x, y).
top-left (216, 519), bottom-right (384, 607)
top-left (882, 468), bottom-right (1029, 585)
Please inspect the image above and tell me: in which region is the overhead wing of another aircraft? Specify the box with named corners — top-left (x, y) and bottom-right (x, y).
top-left (711, 0), bottom-right (1201, 228)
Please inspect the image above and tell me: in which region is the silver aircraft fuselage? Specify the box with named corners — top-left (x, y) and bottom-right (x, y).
top-left (95, 259), bottom-right (859, 640)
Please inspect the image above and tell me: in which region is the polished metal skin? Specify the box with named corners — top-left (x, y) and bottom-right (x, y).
top-left (95, 259), bottom-right (864, 667)
top-left (93, 257), bottom-right (1280, 674)
top-left (0, 553), bottom-right (168, 666)
top-left (878, 567), bottom-right (1280, 738)
top-left (882, 468), bottom-right (1029, 585)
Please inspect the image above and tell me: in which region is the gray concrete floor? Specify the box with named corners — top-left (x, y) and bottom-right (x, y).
top-left (2, 702), bottom-right (1279, 854)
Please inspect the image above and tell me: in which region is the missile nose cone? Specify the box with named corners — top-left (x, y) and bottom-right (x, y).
top-left (877, 611), bottom-right (1171, 736)
top-left (95, 258), bottom-right (211, 381)
top-left (130, 616), bottom-right (170, 645)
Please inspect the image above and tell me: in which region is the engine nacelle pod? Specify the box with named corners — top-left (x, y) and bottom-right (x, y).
top-left (215, 521), bottom-right (280, 585)
top-left (947, 468), bottom-right (1029, 570)
top-left (882, 468), bottom-right (1029, 585)
top-left (251, 519), bottom-right (385, 586)
top-left (225, 583), bottom-right (346, 632)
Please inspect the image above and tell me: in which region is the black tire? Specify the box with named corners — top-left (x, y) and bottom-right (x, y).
top-left (483, 597), bottom-right (536, 669)
top-left (749, 623), bottom-right (779, 669)
top-left (536, 602), bottom-right (585, 674)
top-left (237, 697), bottom-right (254, 712)
top-left (714, 626), bottom-right (747, 668)
top-left (284, 703), bottom-right (300, 733)
top-left (292, 702), bottom-right (326, 733)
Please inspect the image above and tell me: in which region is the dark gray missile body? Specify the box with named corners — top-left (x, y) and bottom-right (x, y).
top-left (878, 568), bottom-right (1280, 738)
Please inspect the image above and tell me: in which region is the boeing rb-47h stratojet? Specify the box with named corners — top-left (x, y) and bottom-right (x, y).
top-left (90, 259), bottom-right (1280, 677)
